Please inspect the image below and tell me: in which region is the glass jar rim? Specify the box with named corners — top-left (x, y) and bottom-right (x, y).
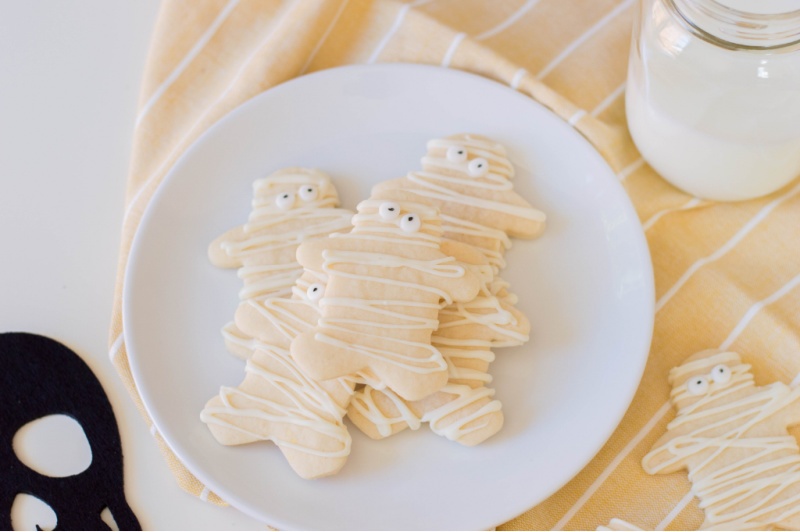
top-left (668, 0), bottom-right (800, 51)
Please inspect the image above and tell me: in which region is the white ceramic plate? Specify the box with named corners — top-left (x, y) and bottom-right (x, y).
top-left (124, 64), bottom-right (654, 530)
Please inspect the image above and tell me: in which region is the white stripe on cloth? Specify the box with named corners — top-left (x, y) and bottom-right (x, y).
top-left (441, 32), bottom-right (466, 67)
top-left (591, 81), bottom-right (626, 117)
top-left (109, 332), bottom-right (124, 361)
top-left (299, 0), bottom-right (350, 74)
top-left (552, 401), bottom-right (673, 530)
top-left (124, 3), bottom-right (298, 223)
top-left (568, 109), bottom-right (587, 126)
top-left (136, 0), bottom-right (240, 127)
top-left (366, 0), bottom-right (433, 64)
top-left (510, 67), bottom-right (528, 89)
top-left (642, 197), bottom-right (703, 232)
top-left (655, 180), bottom-right (800, 314)
top-left (719, 271), bottom-right (800, 351)
top-left (475, 0), bottom-right (543, 41)
top-left (537, 0), bottom-right (636, 80)
top-left (617, 157), bottom-right (644, 181)
top-left (656, 491), bottom-right (694, 530)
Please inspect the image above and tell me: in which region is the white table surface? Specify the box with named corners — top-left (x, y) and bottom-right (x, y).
top-left (0, 1), bottom-right (264, 529)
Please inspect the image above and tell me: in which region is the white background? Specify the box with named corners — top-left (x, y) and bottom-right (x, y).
top-left (0, 1), bottom-right (263, 529)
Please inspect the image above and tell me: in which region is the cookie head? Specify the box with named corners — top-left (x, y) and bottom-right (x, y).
top-left (668, 350), bottom-right (753, 411)
top-left (422, 133), bottom-right (515, 184)
top-left (351, 199), bottom-right (442, 240)
top-left (252, 168), bottom-right (339, 214)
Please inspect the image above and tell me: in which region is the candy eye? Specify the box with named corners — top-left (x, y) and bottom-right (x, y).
top-left (467, 158), bottom-right (489, 177)
top-left (379, 202), bottom-right (400, 220)
top-left (400, 213), bottom-right (421, 233)
top-left (306, 283), bottom-right (324, 301)
top-left (447, 146), bottom-right (468, 163)
top-left (298, 185), bottom-right (318, 202)
top-left (711, 364), bottom-right (731, 384)
top-left (275, 192), bottom-right (295, 210)
top-left (687, 376), bottom-right (709, 396)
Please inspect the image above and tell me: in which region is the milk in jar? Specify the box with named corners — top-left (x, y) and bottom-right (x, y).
top-left (626, 0), bottom-right (800, 201)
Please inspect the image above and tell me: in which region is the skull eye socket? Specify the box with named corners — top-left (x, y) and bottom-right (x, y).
top-left (13, 414), bottom-right (92, 478)
top-left (467, 157), bottom-right (489, 177)
top-left (711, 364), bottom-right (731, 384)
top-left (297, 185), bottom-right (318, 202)
top-left (687, 376), bottom-right (709, 396)
top-left (400, 214), bottom-right (421, 233)
top-left (275, 191), bottom-right (296, 210)
top-left (446, 145), bottom-right (468, 163)
top-left (379, 202), bottom-right (400, 220)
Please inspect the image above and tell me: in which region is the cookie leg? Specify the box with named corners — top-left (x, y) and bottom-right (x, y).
top-left (348, 386), bottom-right (423, 439)
top-left (424, 384), bottom-right (504, 446)
top-left (201, 348), bottom-right (353, 479)
top-left (203, 395), bottom-right (261, 446)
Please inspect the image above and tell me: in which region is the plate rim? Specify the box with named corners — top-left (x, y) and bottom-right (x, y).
top-left (123, 62), bottom-right (655, 530)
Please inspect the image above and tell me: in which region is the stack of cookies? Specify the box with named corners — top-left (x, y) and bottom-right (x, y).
top-left (200, 134), bottom-right (546, 479)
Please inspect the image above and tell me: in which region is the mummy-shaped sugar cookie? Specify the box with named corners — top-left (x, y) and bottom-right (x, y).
top-left (290, 199), bottom-right (482, 401)
top-left (208, 168), bottom-right (352, 301)
top-left (642, 350), bottom-right (800, 530)
top-left (201, 271), bottom-right (358, 480)
top-left (347, 269), bottom-right (530, 445)
top-left (372, 133), bottom-right (546, 270)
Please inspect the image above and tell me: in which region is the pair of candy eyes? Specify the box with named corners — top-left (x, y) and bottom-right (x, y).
top-left (686, 364), bottom-right (732, 395)
top-left (378, 202), bottom-right (421, 232)
top-left (445, 146), bottom-right (489, 178)
top-left (275, 185), bottom-right (319, 209)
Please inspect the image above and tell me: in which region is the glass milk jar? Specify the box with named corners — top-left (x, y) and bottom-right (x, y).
top-left (626, 0), bottom-right (800, 201)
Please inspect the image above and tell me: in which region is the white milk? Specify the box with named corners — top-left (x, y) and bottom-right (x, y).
top-left (626, 0), bottom-right (800, 201)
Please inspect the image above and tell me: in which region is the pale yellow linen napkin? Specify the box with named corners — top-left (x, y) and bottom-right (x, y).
top-left (109, 0), bottom-right (800, 528)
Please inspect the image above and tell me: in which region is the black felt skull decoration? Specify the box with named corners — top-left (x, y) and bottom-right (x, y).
top-left (0, 333), bottom-right (140, 530)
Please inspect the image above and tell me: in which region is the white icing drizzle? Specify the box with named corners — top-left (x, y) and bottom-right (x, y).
top-left (316, 259), bottom-right (455, 375)
top-left (216, 170), bottom-right (352, 300)
top-left (349, 209), bottom-right (442, 247)
top-left (644, 352), bottom-right (800, 529)
top-left (403, 135), bottom-right (545, 223)
top-left (427, 384), bottom-right (501, 441)
top-left (435, 296), bottom-right (529, 348)
top-left (440, 214), bottom-right (512, 271)
top-left (349, 377), bottom-right (501, 442)
top-left (224, 209), bottom-right (352, 290)
top-left (405, 170), bottom-right (545, 221)
top-left (201, 346), bottom-right (351, 458)
top-left (303, 200), bottom-right (478, 378)
top-left (322, 250), bottom-right (465, 303)
top-left (221, 321), bottom-right (267, 354)
top-left (352, 288), bottom-right (528, 441)
top-left (439, 347), bottom-right (496, 383)
top-left (344, 218), bottom-right (528, 443)
top-left (236, 262), bottom-right (299, 300)
top-left (425, 137), bottom-right (515, 180)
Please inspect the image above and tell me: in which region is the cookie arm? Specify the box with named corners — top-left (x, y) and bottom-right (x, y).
top-left (208, 225), bottom-right (247, 268)
top-left (295, 238), bottom-right (329, 271)
top-left (439, 262), bottom-right (482, 303)
top-left (641, 429), bottom-right (686, 475)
